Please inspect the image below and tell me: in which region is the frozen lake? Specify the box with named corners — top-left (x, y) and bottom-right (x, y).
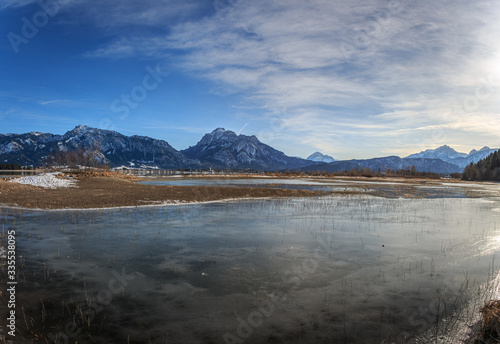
top-left (1, 182), bottom-right (500, 343)
top-left (140, 177), bottom-right (492, 198)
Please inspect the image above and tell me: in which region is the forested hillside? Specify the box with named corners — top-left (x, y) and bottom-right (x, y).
top-left (462, 150), bottom-right (500, 181)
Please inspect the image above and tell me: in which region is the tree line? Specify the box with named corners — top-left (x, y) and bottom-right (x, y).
top-left (0, 163), bottom-right (22, 170)
top-left (266, 166), bottom-right (441, 179)
top-left (462, 150), bottom-right (500, 181)
top-left (44, 146), bottom-right (109, 170)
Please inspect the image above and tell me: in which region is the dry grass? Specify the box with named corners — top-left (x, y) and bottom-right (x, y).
top-left (476, 300), bottom-right (500, 343)
top-left (0, 175), bottom-right (324, 209)
top-left (65, 170), bottom-right (141, 180)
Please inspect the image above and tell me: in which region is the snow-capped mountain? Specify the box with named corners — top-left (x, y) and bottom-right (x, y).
top-left (406, 145), bottom-right (467, 162)
top-left (452, 147), bottom-right (498, 168)
top-left (406, 145), bottom-right (498, 168)
top-left (307, 152), bottom-right (335, 163)
top-left (0, 125), bottom-right (312, 170)
top-left (181, 128), bottom-right (312, 170)
top-left (1, 125), bottom-right (497, 174)
top-left (299, 156), bottom-right (462, 174)
top-left (468, 146), bottom-right (490, 156)
top-left (0, 125), bottom-right (201, 169)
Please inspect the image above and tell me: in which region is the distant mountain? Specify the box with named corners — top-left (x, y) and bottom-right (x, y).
top-left (0, 126), bottom-right (314, 170)
top-left (452, 147), bottom-right (499, 168)
top-left (468, 146), bottom-right (491, 156)
top-left (0, 125), bottom-right (201, 169)
top-left (181, 128), bottom-right (312, 170)
top-left (406, 145), bottom-right (467, 162)
top-left (1, 126), bottom-right (496, 174)
top-left (299, 156), bottom-right (462, 174)
top-left (307, 152), bottom-right (335, 163)
top-left (303, 145), bottom-right (496, 175)
top-left (406, 145), bottom-right (499, 168)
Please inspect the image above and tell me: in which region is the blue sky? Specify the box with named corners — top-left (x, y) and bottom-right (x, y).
top-left (1, 0), bottom-right (500, 159)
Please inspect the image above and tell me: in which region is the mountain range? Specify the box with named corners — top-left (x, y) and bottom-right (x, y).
top-left (0, 125), bottom-right (312, 171)
top-left (0, 125), bottom-right (200, 169)
top-left (405, 145), bottom-right (497, 168)
top-left (298, 156), bottom-right (463, 175)
top-left (0, 125), bottom-right (497, 174)
top-left (181, 128), bottom-right (312, 170)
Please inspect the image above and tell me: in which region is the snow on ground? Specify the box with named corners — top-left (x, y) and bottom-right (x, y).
top-left (9, 172), bottom-right (76, 189)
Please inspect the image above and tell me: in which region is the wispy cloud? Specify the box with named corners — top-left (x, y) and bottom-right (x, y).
top-left (7, 0), bottom-right (500, 157)
top-left (160, 0), bottom-right (500, 157)
top-left (40, 99), bottom-right (68, 105)
top-left (0, 0), bottom-right (37, 10)
top-left (1, 0), bottom-right (83, 11)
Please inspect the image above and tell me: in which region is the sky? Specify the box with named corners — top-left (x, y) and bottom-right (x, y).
top-left (1, 0), bottom-right (500, 160)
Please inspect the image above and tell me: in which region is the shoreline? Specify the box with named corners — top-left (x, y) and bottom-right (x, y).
top-left (0, 174), bottom-right (327, 210)
top-left (1, 175), bottom-right (499, 343)
top-left (0, 196), bottom-right (281, 212)
top-left (1, 173), bottom-right (497, 210)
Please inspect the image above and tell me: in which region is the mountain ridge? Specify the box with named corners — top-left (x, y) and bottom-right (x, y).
top-left (299, 156), bottom-right (463, 174)
top-left (0, 125), bottom-right (201, 169)
top-left (307, 152), bottom-right (335, 163)
top-left (0, 125), bottom-right (497, 174)
top-left (406, 145), bottom-right (498, 168)
top-left (181, 128), bottom-right (313, 170)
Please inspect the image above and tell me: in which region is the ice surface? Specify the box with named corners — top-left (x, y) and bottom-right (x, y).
top-left (3, 194), bottom-right (500, 343)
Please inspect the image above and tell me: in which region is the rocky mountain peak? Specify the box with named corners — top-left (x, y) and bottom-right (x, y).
top-left (181, 128), bottom-right (310, 170)
top-left (307, 151), bottom-right (335, 163)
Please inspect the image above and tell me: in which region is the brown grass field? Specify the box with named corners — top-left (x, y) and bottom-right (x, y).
top-left (0, 172), bottom-right (325, 209)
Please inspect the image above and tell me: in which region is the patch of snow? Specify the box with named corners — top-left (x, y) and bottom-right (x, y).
top-left (307, 152), bottom-right (335, 163)
top-left (0, 142), bottom-right (23, 154)
top-left (65, 136), bottom-right (78, 143)
top-left (9, 172), bottom-right (76, 189)
top-left (57, 142), bottom-right (67, 151)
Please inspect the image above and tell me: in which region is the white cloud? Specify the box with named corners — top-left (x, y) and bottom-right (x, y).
top-left (12, 0), bottom-right (500, 158)
top-left (40, 99), bottom-right (67, 105)
top-left (0, 0), bottom-right (37, 10)
top-left (161, 0), bottom-right (500, 140)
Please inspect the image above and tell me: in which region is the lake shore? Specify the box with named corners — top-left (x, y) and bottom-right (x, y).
top-left (1, 173), bottom-right (499, 343)
top-left (0, 174), bottom-right (327, 209)
top-left (0, 172), bottom-right (496, 210)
